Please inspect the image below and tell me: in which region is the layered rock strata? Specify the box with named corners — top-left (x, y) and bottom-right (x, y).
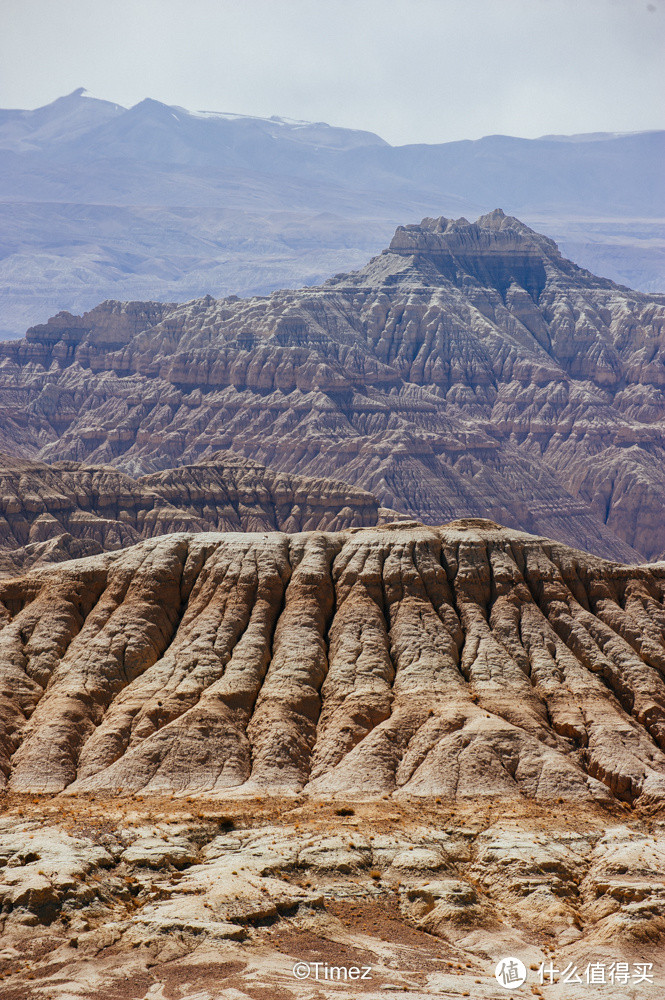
top-left (2, 521), bottom-right (665, 806)
top-left (0, 452), bottom-right (383, 575)
top-left (2, 212), bottom-right (665, 562)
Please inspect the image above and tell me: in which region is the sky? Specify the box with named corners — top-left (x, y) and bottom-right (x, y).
top-left (1, 0), bottom-right (664, 145)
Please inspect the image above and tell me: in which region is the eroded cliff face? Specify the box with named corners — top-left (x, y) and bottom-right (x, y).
top-left (0, 453), bottom-right (384, 575)
top-left (2, 211), bottom-right (664, 563)
top-left (1, 521), bottom-right (665, 807)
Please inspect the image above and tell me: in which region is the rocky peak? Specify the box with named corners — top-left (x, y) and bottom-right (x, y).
top-left (389, 208), bottom-right (543, 247)
top-left (381, 209), bottom-right (570, 298)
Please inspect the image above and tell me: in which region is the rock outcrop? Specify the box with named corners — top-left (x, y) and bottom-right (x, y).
top-left (2, 521), bottom-right (665, 807)
top-left (1, 797), bottom-right (664, 999)
top-left (0, 452), bottom-right (383, 575)
top-left (2, 212), bottom-right (665, 562)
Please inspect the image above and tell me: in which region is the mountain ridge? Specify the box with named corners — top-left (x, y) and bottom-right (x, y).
top-left (1, 90), bottom-right (662, 338)
top-left (0, 451), bottom-right (394, 577)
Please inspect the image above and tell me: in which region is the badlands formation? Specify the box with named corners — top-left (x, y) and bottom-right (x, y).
top-left (0, 522), bottom-right (664, 996)
top-left (0, 216), bottom-right (665, 996)
top-left (2, 520), bottom-right (665, 802)
top-left (1, 211), bottom-right (665, 564)
top-left (0, 452), bottom-right (385, 576)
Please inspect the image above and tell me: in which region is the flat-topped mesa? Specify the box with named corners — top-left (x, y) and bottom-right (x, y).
top-left (389, 209), bottom-right (545, 250)
top-left (381, 209), bottom-right (574, 298)
top-left (24, 299), bottom-right (175, 355)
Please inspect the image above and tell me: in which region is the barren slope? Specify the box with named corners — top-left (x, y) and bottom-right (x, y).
top-left (2, 521), bottom-right (665, 807)
top-left (2, 211), bottom-right (664, 562)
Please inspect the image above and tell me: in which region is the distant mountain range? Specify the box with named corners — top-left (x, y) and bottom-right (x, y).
top-left (0, 88), bottom-right (663, 337)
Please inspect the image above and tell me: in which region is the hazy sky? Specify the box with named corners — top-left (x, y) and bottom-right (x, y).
top-left (1, 0), bottom-right (664, 144)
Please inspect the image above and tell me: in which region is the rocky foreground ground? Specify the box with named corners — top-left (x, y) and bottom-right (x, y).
top-left (0, 795), bottom-right (663, 1000)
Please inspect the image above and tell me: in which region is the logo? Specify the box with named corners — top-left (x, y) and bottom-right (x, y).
top-left (495, 957), bottom-right (527, 990)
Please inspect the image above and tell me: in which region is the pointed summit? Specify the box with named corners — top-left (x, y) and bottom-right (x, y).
top-left (477, 206), bottom-right (507, 225)
top-left (127, 97), bottom-right (177, 116)
top-left (33, 88), bottom-right (121, 116)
